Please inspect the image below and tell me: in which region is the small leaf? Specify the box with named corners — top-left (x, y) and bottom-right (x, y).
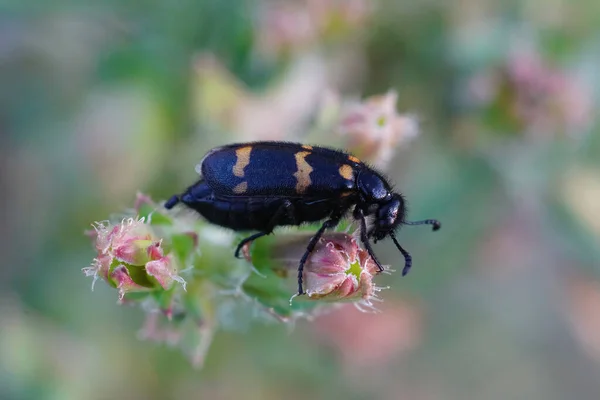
top-left (136, 203), bottom-right (155, 220)
top-left (125, 264), bottom-right (155, 288)
top-left (171, 233), bottom-right (197, 265)
top-left (149, 211), bottom-right (173, 226)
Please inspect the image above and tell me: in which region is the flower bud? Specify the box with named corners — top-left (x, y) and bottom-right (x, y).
top-left (83, 217), bottom-right (186, 300)
top-left (82, 254), bottom-right (112, 291)
top-left (303, 234), bottom-right (380, 301)
top-left (114, 239), bottom-right (162, 266)
top-left (255, 232), bottom-right (386, 303)
top-left (146, 256), bottom-right (187, 291)
top-left (111, 265), bottom-right (149, 301)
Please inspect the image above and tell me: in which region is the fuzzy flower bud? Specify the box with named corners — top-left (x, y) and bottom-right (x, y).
top-left (248, 232), bottom-right (387, 304)
top-left (83, 217), bottom-right (186, 301)
top-left (114, 239), bottom-right (162, 266)
top-left (110, 265), bottom-right (148, 298)
top-left (302, 233), bottom-right (383, 301)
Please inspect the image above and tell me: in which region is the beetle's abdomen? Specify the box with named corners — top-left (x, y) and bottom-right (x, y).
top-left (200, 142), bottom-right (358, 198)
top-left (179, 180), bottom-right (347, 231)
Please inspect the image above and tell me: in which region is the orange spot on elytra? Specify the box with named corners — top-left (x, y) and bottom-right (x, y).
top-left (232, 181), bottom-right (248, 194)
top-left (294, 151), bottom-right (313, 194)
top-left (348, 155), bottom-right (361, 163)
top-left (233, 146), bottom-right (252, 178)
top-left (339, 164), bottom-right (354, 180)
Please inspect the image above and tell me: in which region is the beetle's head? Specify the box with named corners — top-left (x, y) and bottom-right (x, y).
top-left (370, 193), bottom-right (442, 243)
top-left (371, 193), bottom-right (406, 241)
top-left (356, 169), bottom-right (441, 242)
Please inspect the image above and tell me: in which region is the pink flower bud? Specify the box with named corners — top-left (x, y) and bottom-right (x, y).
top-left (262, 232), bottom-right (386, 303)
top-left (83, 217), bottom-right (186, 299)
top-left (303, 233), bottom-right (381, 301)
top-left (82, 254), bottom-right (112, 291)
top-left (111, 265), bottom-right (149, 301)
top-left (146, 256), bottom-right (187, 291)
top-left (113, 239), bottom-right (163, 266)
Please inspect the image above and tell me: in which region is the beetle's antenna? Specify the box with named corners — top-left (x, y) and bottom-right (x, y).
top-left (389, 231), bottom-right (412, 276)
top-left (164, 195), bottom-right (180, 209)
top-left (404, 219), bottom-right (441, 231)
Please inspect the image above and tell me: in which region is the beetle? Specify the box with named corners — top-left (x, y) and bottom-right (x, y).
top-left (164, 141), bottom-right (441, 295)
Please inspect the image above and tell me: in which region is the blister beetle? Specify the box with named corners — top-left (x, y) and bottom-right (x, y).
top-left (165, 141), bottom-right (441, 295)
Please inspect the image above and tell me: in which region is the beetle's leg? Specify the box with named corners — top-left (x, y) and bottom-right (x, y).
top-left (354, 208), bottom-right (385, 272)
top-left (234, 232), bottom-right (270, 259)
top-left (234, 200), bottom-right (296, 259)
top-left (297, 216), bottom-right (340, 295)
top-left (389, 232), bottom-right (412, 276)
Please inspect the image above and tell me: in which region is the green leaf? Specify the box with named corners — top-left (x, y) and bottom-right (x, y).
top-left (149, 211), bottom-right (173, 226)
top-left (170, 233), bottom-right (197, 266)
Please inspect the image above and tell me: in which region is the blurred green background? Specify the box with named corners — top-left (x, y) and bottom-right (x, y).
top-left (2, 1), bottom-right (600, 399)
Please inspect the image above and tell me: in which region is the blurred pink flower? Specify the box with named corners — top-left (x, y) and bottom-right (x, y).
top-left (561, 166), bottom-right (600, 237)
top-left (255, 0), bottom-right (370, 57)
top-left (338, 90), bottom-right (420, 168)
top-left (508, 52), bottom-right (592, 134)
top-left (313, 298), bottom-right (424, 372)
top-left (467, 50), bottom-right (593, 137)
top-left (192, 53), bottom-right (328, 142)
top-left (138, 310), bottom-right (217, 369)
top-left (74, 86), bottom-right (169, 202)
top-left (256, 2), bottom-right (315, 57)
top-left (473, 213), bottom-right (541, 279)
top-left (564, 274), bottom-right (600, 364)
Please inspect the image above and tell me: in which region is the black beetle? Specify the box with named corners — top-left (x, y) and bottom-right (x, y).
top-left (165, 141), bottom-right (440, 295)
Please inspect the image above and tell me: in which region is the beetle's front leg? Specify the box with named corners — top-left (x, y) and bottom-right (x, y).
top-left (353, 207), bottom-right (385, 272)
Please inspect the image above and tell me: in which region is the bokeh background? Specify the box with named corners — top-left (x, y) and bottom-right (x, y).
top-left (2, 1), bottom-right (600, 399)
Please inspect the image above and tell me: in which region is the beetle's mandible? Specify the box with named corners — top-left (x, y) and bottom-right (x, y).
top-left (165, 141), bottom-right (441, 295)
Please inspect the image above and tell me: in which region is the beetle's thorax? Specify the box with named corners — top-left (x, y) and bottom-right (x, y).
top-left (356, 169), bottom-right (391, 204)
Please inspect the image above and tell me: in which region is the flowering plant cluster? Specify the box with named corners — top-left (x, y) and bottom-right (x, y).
top-left (83, 194), bottom-right (391, 366)
top-left (83, 90), bottom-right (418, 367)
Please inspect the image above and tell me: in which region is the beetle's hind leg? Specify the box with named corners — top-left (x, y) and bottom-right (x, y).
top-left (234, 232), bottom-right (269, 259)
top-left (234, 200), bottom-right (297, 259)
